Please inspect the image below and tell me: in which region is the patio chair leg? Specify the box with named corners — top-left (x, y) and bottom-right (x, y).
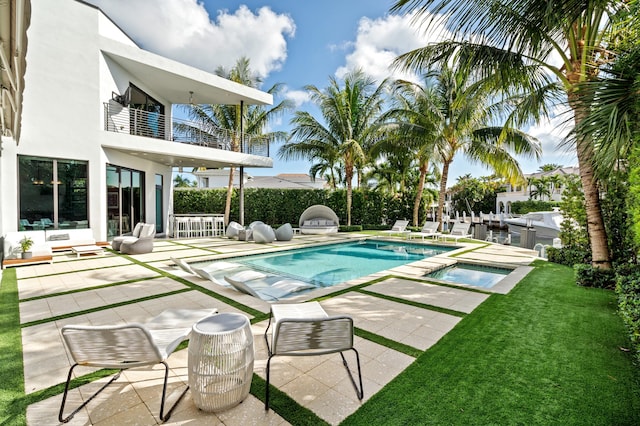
top-left (340, 349), bottom-right (364, 400)
top-left (265, 354), bottom-right (274, 410)
top-left (58, 364), bottom-right (122, 423)
top-left (159, 361), bottom-right (190, 422)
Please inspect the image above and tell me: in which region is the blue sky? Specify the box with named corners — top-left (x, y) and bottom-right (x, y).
top-left (87, 0), bottom-right (577, 182)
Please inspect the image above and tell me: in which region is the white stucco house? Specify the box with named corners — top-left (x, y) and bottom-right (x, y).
top-left (495, 166), bottom-right (579, 213)
top-left (0, 0), bottom-right (273, 245)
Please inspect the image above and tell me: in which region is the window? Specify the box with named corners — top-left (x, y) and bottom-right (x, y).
top-left (18, 156), bottom-right (88, 230)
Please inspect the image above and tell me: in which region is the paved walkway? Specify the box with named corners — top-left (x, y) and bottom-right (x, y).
top-left (13, 233), bottom-right (538, 425)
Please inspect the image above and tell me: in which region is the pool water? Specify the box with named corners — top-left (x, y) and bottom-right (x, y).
top-left (235, 240), bottom-right (454, 286)
top-left (426, 263), bottom-right (511, 288)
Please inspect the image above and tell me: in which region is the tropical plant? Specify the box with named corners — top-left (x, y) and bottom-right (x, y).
top-left (179, 57), bottom-right (291, 224)
top-left (390, 0), bottom-right (624, 269)
top-left (19, 236), bottom-right (34, 253)
top-left (278, 69), bottom-right (388, 225)
top-left (386, 65), bottom-right (540, 230)
top-left (377, 76), bottom-right (443, 225)
top-left (173, 175), bottom-right (196, 188)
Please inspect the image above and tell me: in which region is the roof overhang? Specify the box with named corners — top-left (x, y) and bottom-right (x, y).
top-left (101, 133), bottom-right (273, 169)
top-left (99, 37), bottom-right (272, 106)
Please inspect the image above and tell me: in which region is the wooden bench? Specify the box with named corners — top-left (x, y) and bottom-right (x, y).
top-left (2, 255), bottom-right (53, 269)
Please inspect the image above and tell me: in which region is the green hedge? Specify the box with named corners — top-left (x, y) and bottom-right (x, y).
top-left (510, 200), bottom-right (560, 214)
top-left (615, 264), bottom-right (640, 364)
top-left (173, 188), bottom-right (428, 226)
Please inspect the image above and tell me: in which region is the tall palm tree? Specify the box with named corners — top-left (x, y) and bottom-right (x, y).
top-left (278, 69), bottom-right (388, 225)
top-left (387, 66), bottom-right (540, 230)
top-left (377, 77), bottom-right (443, 225)
top-left (180, 57), bottom-right (291, 224)
top-left (390, 0), bottom-right (625, 268)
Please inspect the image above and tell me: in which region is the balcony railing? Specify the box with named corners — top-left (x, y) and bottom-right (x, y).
top-left (103, 102), bottom-right (269, 157)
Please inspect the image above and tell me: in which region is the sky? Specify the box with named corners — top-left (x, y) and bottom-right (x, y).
top-left (86, 0), bottom-right (577, 182)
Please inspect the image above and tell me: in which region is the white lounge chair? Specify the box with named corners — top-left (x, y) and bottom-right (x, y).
top-left (58, 308), bottom-right (217, 423)
top-left (439, 222), bottom-right (473, 243)
top-left (170, 256), bottom-right (195, 274)
top-left (263, 302), bottom-right (363, 410)
top-left (408, 221), bottom-right (442, 241)
top-left (190, 261), bottom-right (246, 285)
top-left (224, 270), bottom-right (314, 301)
top-left (380, 220), bottom-right (411, 238)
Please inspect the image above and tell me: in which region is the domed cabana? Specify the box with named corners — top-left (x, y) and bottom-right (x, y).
top-left (298, 205), bottom-right (339, 234)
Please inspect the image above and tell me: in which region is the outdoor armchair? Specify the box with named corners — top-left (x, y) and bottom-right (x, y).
top-left (58, 308), bottom-right (217, 423)
top-left (263, 302), bottom-right (363, 410)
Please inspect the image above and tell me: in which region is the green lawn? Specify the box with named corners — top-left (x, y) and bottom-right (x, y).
top-left (342, 261), bottom-right (640, 425)
top-left (2, 259), bottom-right (639, 425)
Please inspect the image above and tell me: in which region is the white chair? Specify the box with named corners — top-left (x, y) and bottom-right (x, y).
top-left (408, 221), bottom-right (442, 241)
top-left (380, 220), bottom-right (410, 238)
top-left (111, 222), bottom-right (144, 251)
top-left (439, 222), bottom-right (472, 243)
top-left (174, 217), bottom-right (191, 238)
top-left (189, 216), bottom-right (203, 237)
top-left (201, 216), bottom-right (215, 237)
top-left (58, 308), bottom-right (217, 423)
top-left (263, 302), bottom-right (363, 410)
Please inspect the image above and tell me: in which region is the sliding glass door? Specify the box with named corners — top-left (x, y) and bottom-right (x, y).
top-left (106, 165), bottom-right (145, 239)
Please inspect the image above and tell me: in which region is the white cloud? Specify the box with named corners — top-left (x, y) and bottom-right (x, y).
top-left (284, 88), bottom-right (311, 107)
top-left (335, 12), bottom-right (451, 83)
top-left (86, 0), bottom-right (295, 80)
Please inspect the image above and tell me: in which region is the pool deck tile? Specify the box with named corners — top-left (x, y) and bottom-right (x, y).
top-left (15, 235), bottom-right (539, 425)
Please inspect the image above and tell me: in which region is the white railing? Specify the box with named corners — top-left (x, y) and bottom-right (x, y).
top-left (103, 102), bottom-right (269, 157)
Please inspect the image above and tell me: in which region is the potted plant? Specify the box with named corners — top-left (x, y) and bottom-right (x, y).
top-left (20, 236), bottom-right (34, 259)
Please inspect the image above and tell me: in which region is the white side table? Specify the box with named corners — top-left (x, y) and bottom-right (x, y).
top-left (188, 313), bottom-right (254, 412)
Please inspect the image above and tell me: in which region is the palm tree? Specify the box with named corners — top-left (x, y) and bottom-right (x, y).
top-left (390, 0), bottom-right (624, 268)
top-left (377, 77), bottom-right (443, 225)
top-left (387, 66), bottom-right (540, 230)
top-left (278, 69), bottom-right (388, 225)
top-left (180, 57), bottom-right (291, 224)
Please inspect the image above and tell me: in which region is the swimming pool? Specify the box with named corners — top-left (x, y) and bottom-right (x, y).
top-left (426, 263), bottom-right (512, 288)
top-left (230, 240), bottom-right (454, 287)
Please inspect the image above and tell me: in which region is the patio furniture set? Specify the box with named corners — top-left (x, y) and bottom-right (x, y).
top-left (58, 303), bottom-right (363, 422)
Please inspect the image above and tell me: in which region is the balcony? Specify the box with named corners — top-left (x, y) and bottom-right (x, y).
top-left (103, 102), bottom-right (269, 157)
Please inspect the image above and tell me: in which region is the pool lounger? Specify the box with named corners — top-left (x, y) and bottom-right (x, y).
top-left (190, 261), bottom-right (246, 286)
top-left (225, 270), bottom-right (314, 301)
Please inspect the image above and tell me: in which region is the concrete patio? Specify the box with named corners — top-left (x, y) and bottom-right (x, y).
top-left (13, 233), bottom-right (537, 425)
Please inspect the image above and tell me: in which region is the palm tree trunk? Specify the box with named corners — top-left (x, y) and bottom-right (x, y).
top-left (436, 160), bottom-right (451, 232)
top-left (570, 96), bottom-right (612, 269)
top-left (224, 167), bottom-right (234, 225)
top-left (413, 161), bottom-right (428, 226)
top-left (345, 166), bottom-right (353, 226)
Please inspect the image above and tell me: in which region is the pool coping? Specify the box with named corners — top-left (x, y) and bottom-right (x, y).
top-left (178, 236), bottom-right (536, 300)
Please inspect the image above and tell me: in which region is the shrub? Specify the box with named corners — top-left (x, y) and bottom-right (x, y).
top-left (339, 225), bottom-right (362, 232)
top-left (574, 264), bottom-right (616, 289)
top-left (511, 200), bottom-right (559, 214)
top-left (547, 246), bottom-right (591, 267)
top-left (615, 264), bottom-right (640, 364)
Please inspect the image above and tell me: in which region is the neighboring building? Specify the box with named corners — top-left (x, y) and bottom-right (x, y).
top-left (0, 0), bottom-right (273, 242)
top-left (496, 166), bottom-right (579, 213)
top-left (194, 170), bottom-right (327, 190)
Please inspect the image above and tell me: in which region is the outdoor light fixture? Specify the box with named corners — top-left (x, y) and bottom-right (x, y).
top-left (526, 218), bottom-right (533, 228)
top-left (189, 91), bottom-right (194, 104)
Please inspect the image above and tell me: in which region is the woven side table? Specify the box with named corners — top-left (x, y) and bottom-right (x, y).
top-left (188, 313), bottom-right (254, 412)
